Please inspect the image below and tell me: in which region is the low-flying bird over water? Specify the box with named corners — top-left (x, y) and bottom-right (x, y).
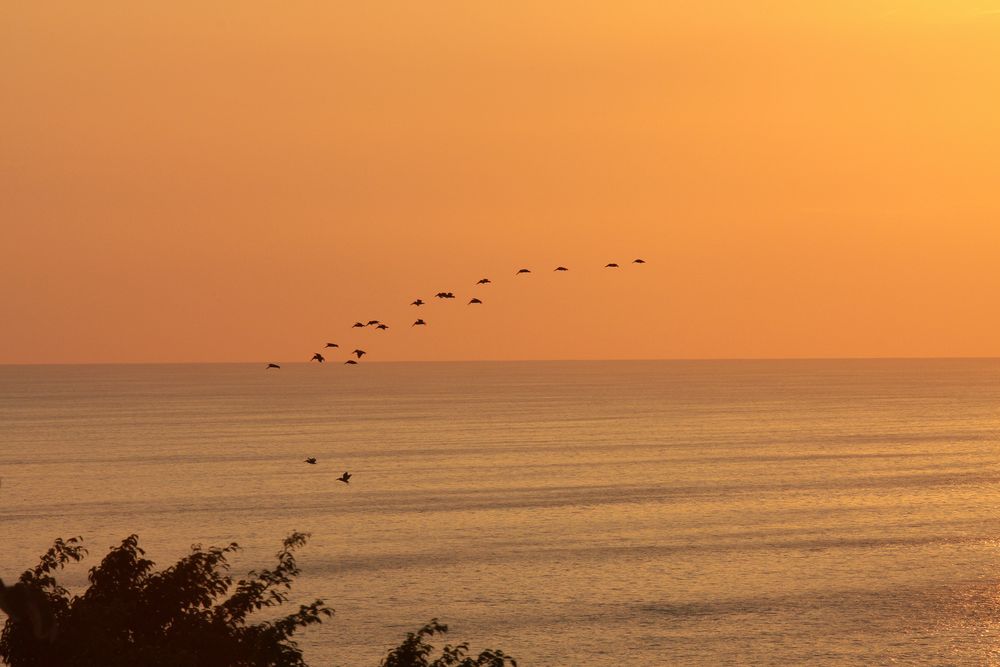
top-left (413, 319), bottom-right (426, 326)
top-left (304, 458), bottom-right (316, 464)
top-left (516, 268), bottom-right (531, 275)
top-left (476, 278), bottom-right (491, 285)
top-left (376, 324), bottom-right (388, 330)
top-left (633, 258), bottom-right (646, 264)
top-left (344, 359), bottom-right (358, 365)
top-left (411, 299), bottom-right (425, 306)
top-left (468, 298), bottom-right (482, 305)
top-left (353, 349), bottom-right (366, 358)
top-left (605, 263), bottom-right (619, 268)
top-left (266, 363), bottom-right (281, 369)
top-left (352, 322), bottom-right (365, 328)
top-left (338, 472), bottom-right (352, 484)
top-left (324, 342), bottom-right (339, 348)
top-left (311, 353), bottom-right (325, 363)
top-left (554, 266), bottom-right (568, 271)
top-left (366, 320), bottom-right (380, 326)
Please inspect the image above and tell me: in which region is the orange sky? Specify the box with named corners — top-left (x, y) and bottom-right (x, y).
top-left (3, 1), bottom-right (1000, 363)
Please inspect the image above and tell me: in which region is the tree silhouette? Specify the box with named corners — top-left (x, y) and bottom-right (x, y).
top-left (378, 619), bottom-right (516, 667)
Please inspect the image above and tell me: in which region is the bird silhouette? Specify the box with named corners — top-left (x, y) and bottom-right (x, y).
top-left (366, 320), bottom-right (380, 326)
top-left (605, 263), bottom-right (619, 268)
top-left (344, 359), bottom-right (358, 365)
top-left (411, 299), bottom-right (425, 306)
top-left (435, 292), bottom-right (456, 299)
top-left (311, 353), bottom-right (325, 363)
top-left (554, 266), bottom-right (568, 271)
top-left (413, 319), bottom-right (426, 326)
top-left (352, 322), bottom-right (365, 328)
top-left (516, 268), bottom-right (531, 275)
top-left (266, 363), bottom-right (281, 369)
top-left (468, 298), bottom-right (482, 305)
top-left (353, 349), bottom-right (366, 358)
top-left (324, 342), bottom-right (339, 348)
top-left (633, 258), bottom-right (646, 264)
top-left (337, 471), bottom-right (352, 484)
top-left (476, 278), bottom-right (491, 285)
top-left (304, 458), bottom-right (316, 464)
top-left (376, 323), bottom-right (389, 330)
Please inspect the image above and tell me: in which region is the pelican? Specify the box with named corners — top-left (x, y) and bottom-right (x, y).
top-left (344, 359), bottom-right (358, 365)
top-left (266, 363), bottom-right (281, 369)
top-left (605, 263), bottom-right (619, 268)
top-left (311, 353), bottom-right (325, 363)
top-left (324, 343), bottom-right (339, 348)
top-left (411, 299), bottom-right (425, 306)
top-left (554, 266), bottom-right (568, 271)
top-left (304, 458), bottom-right (317, 464)
top-left (468, 298), bottom-right (482, 305)
top-left (476, 278), bottom-right (491, 285)
top-left (337, 471), bottom-right (352, 484)
top-left (633, 258), bottom-right (646, 264)
top-left (516, 268), bottom-right (531, 275)
top-left (352, 349), bottom-right (366, 358)
top-left (366, 320), bottom-right (380, 326)
top-left (376, 324), bottom-right (388, 330)
top-left (352, 322), bottom-right (365, 328)
top-left (413, 319), bottom-right (426, 326)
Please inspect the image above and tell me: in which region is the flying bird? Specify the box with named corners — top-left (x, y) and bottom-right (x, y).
top-left (352, 349), bottom-right (366, 358)
top-left (411, 299), bottom-right (425, 306)
top-left (352, 322), bottom-right (365, 328)
top-left (435, 292), bottom-right (456, 299)
top-left (468, 298), bottom-right (482, 305)
top-left (266, 363), bottom-right (281, 369)
top-left (366, 320), bottom-right (380, 326)
top-left (605, 263), bottom-right (619, 268)
top-left (633, 258), bottom-right (646, 264)
top-left (476, 278), bottom-right (491, 285)
top-left (304, 458), bottom-right (316, 464)
top-left (337, 472), bottom-right (352, 484)
top-left (324, 343), bottom-right (339, 348)
top-left (311, 353), bottom-right (325, 363)
top-left (344, 359), bottom-right (358, 365)
top-left (413, 319), bottom-right (426, 326)
top-left (376, 324), bottom-right (389, 330)
top-left (516, 268), bottom-right (531, 275)
top-left (554, 266), bottom-right (568, 271)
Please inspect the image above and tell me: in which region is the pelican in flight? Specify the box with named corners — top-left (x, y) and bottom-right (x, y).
top-left (344, 359), bottom-right (358, 365)
top-left (435, 292), bottom-right (456, 299)
top-left (352, 349), bottom-right (366, 358)
top-left (476, 278), bottom-right (491, 285)
top-left (337, 471), bottom-right (352, 484)
top-left (352, 322), bottom-right (365, 328)
top-left (376, 324), bottom-right (389, 330)
top-left (411, 299), bottom-right (425, 306)
top-left (311, 353), bottom-right (325, 363)
top-left (324, 342), bottom-right (339, 348)
top-left (516, 268), bottom-right (531, 275)
top-left (413, 319), bottom-right (426, 326)
top-left (304, 458), bottom-right (317, 464)
top-left (633, 258), bottom-right (646, 264)
top-left (605, 263), bottom-right (619, 268)
top-left (468, 298), bottom-right (482, 305)
top-left (366, 320), bottom-right (380, 326)
top-left (266, 363), bottom-right (281, 369)
top-left (554, 266), bottom-right (568, 271)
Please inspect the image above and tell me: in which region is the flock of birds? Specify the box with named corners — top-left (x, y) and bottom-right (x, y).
top-left (269, 258), bottom-right (648, 480)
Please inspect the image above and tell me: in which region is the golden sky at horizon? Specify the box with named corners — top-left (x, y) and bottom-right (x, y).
top-left (3, 2), bottom-right (1000, 363)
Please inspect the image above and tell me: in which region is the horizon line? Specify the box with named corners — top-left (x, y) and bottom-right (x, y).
top-left (2, 355), bottom-right (1000, 367)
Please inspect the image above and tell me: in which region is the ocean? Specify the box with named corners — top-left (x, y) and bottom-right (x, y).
top-left (2, 359), bottom-right (1000, 665)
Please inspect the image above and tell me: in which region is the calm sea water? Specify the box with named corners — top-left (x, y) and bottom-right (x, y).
top-left (2, 360), bottom-right (1000, 665)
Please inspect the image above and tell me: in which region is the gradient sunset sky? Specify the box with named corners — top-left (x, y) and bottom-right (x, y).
top-left (4, 2), bottom-right (1000, 363)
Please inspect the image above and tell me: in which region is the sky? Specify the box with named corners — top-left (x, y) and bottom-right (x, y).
top-left (3, 1), bottom-right (1000, 363)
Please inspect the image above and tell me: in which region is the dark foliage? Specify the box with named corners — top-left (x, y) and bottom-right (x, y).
top-left (0, 533), bottom-right (332, 666)
top-left (379, 620), bottom-right (516, 667)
